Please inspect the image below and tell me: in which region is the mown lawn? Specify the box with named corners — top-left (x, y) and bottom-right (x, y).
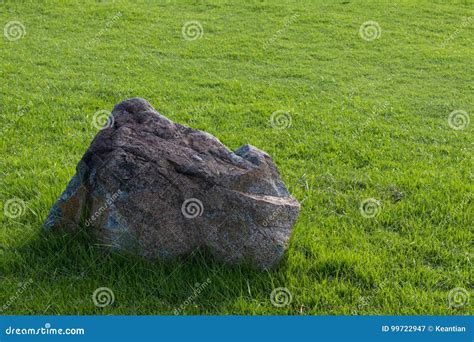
top-left (0, 0), bottom-right (472, 315)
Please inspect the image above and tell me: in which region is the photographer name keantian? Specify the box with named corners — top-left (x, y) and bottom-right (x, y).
top-left (435, 325), bottom-right (466, 332)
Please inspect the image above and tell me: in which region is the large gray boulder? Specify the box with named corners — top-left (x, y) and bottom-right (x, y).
top-left (45, 98), bottom-right (300, 270)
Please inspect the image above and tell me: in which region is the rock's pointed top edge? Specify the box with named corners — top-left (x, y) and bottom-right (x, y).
top-left (112, 97), bottom-right (155, 115)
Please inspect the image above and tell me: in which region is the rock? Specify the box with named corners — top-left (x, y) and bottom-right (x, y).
top-left (44, 98), bottom-right (300, 270)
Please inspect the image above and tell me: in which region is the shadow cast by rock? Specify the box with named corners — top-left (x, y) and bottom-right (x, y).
top-left (2, 226), bottom-right (288, 314)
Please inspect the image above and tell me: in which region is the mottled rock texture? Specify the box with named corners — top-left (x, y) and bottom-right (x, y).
top-left (45, 98), bottom-right (300, 270)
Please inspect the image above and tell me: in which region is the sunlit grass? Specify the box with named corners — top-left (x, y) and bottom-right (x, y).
top-left (0, 0), bottom-right (472, 315)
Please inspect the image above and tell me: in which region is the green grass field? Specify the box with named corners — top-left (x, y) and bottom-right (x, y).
top-left (1, 0), bottom-right (472, 315)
